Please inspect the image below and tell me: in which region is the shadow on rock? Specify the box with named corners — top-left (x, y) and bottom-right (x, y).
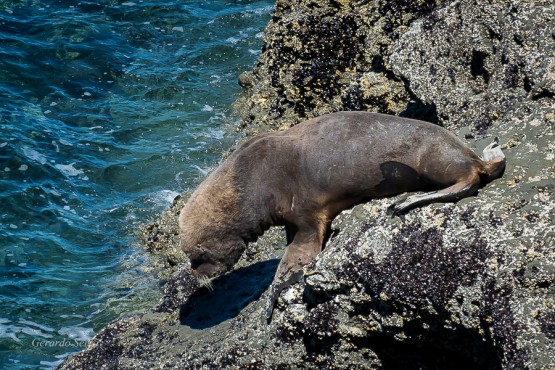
top-left (179, 259), bottom-right (279, 329)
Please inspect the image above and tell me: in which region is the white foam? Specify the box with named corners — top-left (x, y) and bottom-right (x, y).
top-left (0, 318), bottom-right (54, 342)
top-left (149, 190), bottom-right (180, 210)
top-left (23, 147), bottom-right (47, 165)
top-left (55, 163), bottom-right (84, 177)
top-left (59, 314), bottom-right (85, 319)
top-left (20, 326), bottom-right (52, 338)
top-left (244, 5), bottom-right (273, 16)
top-left (201, 104), bottom-right (213, 112)
top-left (192, 165), bottom-right (209, 176)
top-left (40, 359), bottom-right (65, 369)
top-left (0, 324), bottom-right (21, 342)
top-left (19, 319), bottom-right (55, 332)
top-left (124, 212), bottom-right (137, 222)
top-left (49, 188), bottom-right (61, 197)
top-left (58, 326), bottom-right (94, 342)
top-left (18, 164), bottom-right (28, 171)
top-left (159, 190), bottom-right (180, 204)
top-left (203, 128), bottom-right (224, 140)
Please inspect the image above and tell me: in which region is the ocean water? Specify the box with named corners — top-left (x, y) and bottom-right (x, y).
top-left (0, 0), bottom-right (273, 368)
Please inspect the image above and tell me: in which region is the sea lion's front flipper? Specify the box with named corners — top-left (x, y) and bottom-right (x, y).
top-left (265, 232), bottom-right (323, 322)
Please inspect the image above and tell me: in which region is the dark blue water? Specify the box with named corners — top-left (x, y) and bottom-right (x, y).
top-left (0, 1), bottom-right (272, 367)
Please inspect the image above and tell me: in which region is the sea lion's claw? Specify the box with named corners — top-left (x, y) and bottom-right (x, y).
top-left (386, 204), bottom-right (396, 216)
top-left (265, 285), bottom-right (279, 323)
top-left (265, 296), bottom-right (276, 323)
top-left (387, 202), bottom-right (403, 217)
top-left (265, 307), bottom-right (274, 323)
top-left (265, 269), bottom-right (305, 323)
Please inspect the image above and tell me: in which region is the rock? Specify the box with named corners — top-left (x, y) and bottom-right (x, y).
top-left (138, 194), bottom-right (189, 276)
top-left (234, 0), bottom-right (445, 135)
top-left (60, 0), bottom-right (555, 369)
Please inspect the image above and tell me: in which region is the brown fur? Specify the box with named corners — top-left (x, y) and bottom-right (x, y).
top-left (178, 112), bottom-right (506, 319)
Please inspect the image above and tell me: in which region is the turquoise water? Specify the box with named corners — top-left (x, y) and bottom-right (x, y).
top-left (0, 0), bottom-right (272, 367)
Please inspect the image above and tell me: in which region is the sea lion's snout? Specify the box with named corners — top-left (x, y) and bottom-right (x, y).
top-left (191, 261), bottom-right (222, 278)
top-left (187, 246), bottom-right (227, 279)
top-left (190, 254), bottom-right (219, 278)
top-left (181, 234), bottom-right (247, 279)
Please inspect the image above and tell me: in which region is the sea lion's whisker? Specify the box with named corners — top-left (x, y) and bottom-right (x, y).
top-left (197, 275), bottom-right (214, 292)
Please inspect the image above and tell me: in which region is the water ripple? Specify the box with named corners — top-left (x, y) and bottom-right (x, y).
top-left (0, 0), bottom-right (273, 367)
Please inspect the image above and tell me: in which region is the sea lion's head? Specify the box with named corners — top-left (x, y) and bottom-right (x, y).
top-left (177, 173), bottom-right (247, 283)
top-left (182, 236), bottom-right (247, 280)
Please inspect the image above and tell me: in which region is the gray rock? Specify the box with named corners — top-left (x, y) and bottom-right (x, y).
top-left (60, 0), bottom-right (555, 369)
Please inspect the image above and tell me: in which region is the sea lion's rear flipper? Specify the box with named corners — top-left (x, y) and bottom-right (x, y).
top-left (387, 173), bottom-right (481, 216)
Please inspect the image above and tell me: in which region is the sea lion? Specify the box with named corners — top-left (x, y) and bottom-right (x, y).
top-left (178, 111), bottom-right (506, 320)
